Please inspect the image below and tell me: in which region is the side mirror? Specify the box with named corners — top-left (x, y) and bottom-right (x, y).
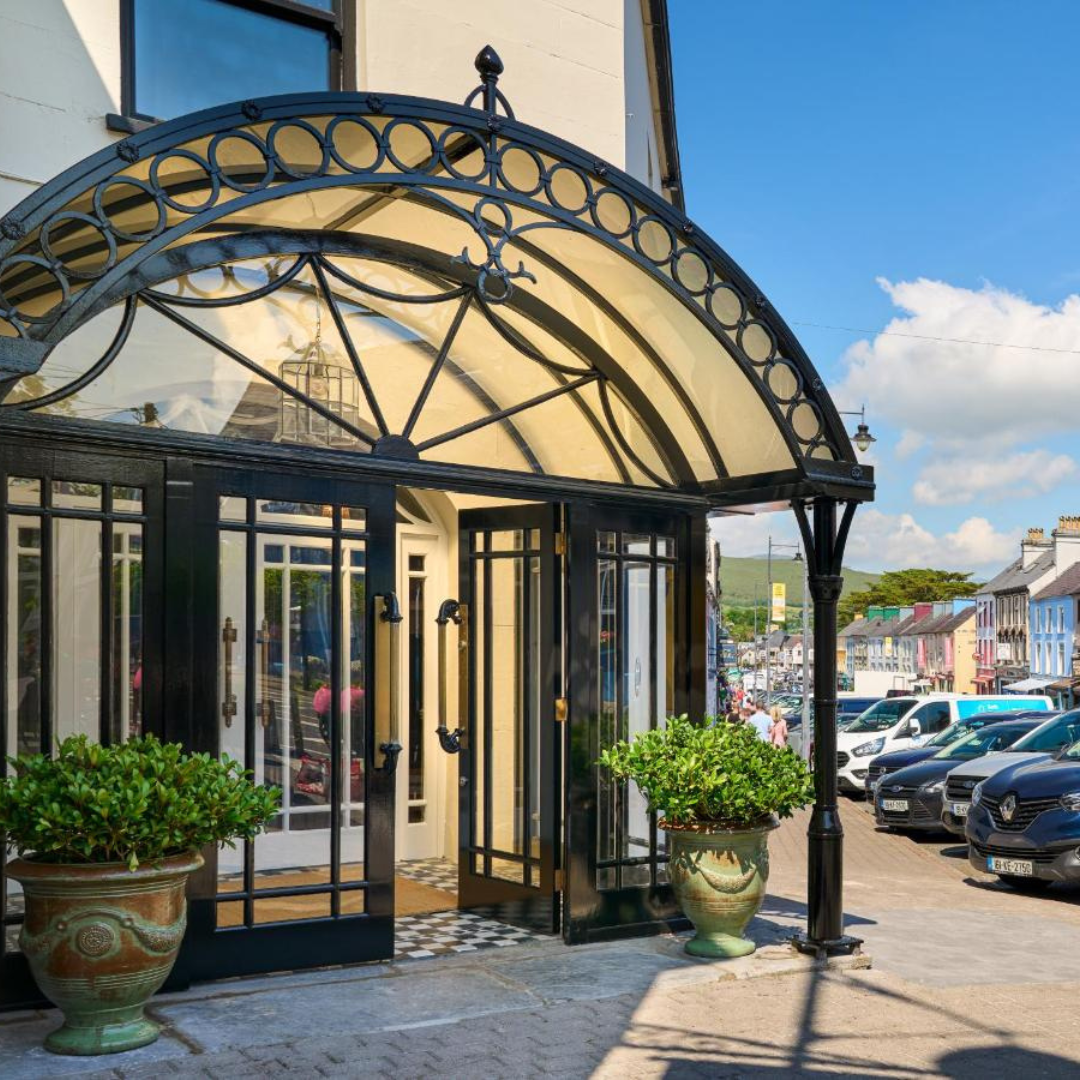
top-left (907, 719), bottom-right (922, 738)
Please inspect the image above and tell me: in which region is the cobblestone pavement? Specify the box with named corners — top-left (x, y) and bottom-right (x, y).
top-left (4, 800), bottom-right (1080, 1079)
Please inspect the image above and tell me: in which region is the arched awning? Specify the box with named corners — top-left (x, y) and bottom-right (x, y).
top-left (0, 49), bottom-right (873, 509)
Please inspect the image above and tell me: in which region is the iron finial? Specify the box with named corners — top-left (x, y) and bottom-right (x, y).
top-left (465, 44), bottom-right (515, 120)
top-left (475, 44), bottom-right (504, 79)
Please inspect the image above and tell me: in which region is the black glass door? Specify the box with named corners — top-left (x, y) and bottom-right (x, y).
top-left (177, 465), bottom-right (398, 982)
top-left (0, 442), bottom-right (164, 1009)
top-left (564, 504), bottom-right (703, 944)
top-left (457, 504), bottom-right (560, 933)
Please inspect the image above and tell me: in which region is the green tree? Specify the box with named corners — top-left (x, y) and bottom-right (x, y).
top-left (838, 569), bottom-right (982, 628)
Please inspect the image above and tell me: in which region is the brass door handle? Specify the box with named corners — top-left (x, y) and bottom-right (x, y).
top-left (435, 599), bottom-right (463, 754)
top-left (256, 617), bottom-right (274, 729)
top-left (221, 617), bottom-right (238, 727)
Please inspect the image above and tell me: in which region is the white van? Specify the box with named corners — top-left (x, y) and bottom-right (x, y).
top-left (835, 694), bottom-right (1054, 792)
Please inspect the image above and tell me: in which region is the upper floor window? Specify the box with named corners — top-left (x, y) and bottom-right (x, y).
top-left (1059, 604), bottom-right (1066, 632)
top-left (123, 0), bottom-right (342, 122)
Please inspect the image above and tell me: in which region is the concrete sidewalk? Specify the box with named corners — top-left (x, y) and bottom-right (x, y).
top-left (6, 802), bottom-right (1080, 1078)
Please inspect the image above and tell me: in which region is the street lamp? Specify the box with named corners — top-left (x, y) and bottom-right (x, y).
top-left (837, 405), bottom-right (876, 453)
top-left (766, 537), bottom-right (804, 705)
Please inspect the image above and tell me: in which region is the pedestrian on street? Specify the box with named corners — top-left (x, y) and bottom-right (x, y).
top-left (749, 702), bottom-right (771, 742)
top-left (768, 705), bottom-right (789, 749)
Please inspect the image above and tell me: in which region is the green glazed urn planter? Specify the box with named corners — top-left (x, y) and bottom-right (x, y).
top-left (664, 816), bottom-right (778, 958)
top-left (9, 851), bottom-right (203, 1055)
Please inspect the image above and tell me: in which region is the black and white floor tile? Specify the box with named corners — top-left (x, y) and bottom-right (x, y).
top-left (394, 909), bottom-right (543, 960)
top-left (396, 856), bottom-right (458, 893)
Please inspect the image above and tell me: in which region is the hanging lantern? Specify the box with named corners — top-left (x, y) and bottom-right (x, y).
top-left (279, 299), bottom-right (361, 447)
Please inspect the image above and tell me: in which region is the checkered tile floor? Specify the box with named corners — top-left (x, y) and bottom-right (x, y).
top-left (394, 909), bottom-right (543, 960)
top-left (396, 856), bottom-right (458, 892)
top-left (394, 857), bottom-right (544, 959)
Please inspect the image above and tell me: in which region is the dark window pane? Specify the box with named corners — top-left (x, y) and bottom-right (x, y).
top-left (133, 0), bottom-right (332, 120)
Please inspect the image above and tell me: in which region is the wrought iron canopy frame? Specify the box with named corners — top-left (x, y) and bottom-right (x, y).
top-left (0, 48), bottom-right (874, 510)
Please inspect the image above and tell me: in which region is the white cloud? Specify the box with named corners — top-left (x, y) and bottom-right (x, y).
top-left (842, 510), bottom-right (1018, 572)
top-left (894, 430), bottom-right (926, 460)
top-left (709, 509), bottom-right (798, 558)
top-left (840, 278), bottom-right (1080, 449)
top-left (913, 449), bottom-right (1078, 506)
top-left (710, 507), bottom-right (1015, 573)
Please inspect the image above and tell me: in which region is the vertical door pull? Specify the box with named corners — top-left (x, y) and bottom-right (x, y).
top-left (256, 617), bottom-right (274, 729)
top-left (221, 617), bottom-right (238, 727)
top-left (435, 599), bottom-right (463, 754)
top-left (374, 592), bottom-right (403, 774)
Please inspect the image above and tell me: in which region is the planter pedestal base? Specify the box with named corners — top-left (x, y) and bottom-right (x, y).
top-left (684, 931), bottom-right (756, 959)
top-left (46, 1010), bottom-right (160, 1056)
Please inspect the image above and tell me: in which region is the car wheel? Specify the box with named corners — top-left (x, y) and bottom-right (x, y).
top-left (998, 875), bottom-right (1053, 894)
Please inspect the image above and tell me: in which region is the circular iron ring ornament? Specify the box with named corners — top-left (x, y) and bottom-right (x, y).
top-left (0, 85), bottom-right (854, 469)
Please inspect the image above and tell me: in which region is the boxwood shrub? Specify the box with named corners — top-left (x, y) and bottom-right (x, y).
top-left (599, 715), bottom-right (814, 828)
top-left (0, 734), bottom-right (280, 870)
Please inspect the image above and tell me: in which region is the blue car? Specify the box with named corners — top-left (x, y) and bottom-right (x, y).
top-left (864, 710), bottom-right (1056, 796)
top-left (967, 741), bottom-right (1080, 892)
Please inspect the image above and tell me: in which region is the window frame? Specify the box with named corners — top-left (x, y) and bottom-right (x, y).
top-left (117, 0), bottom-right (345, 126)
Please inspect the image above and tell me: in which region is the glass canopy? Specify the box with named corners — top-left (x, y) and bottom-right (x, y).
top-left (0, 69), bottom-right (870, 503)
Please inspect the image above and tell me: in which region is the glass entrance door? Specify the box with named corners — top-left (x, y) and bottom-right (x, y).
top-left (180, 469), bottom-right (398, 981)
top-left (457, 504), bottom-right (560, 933)
top-left (564, 505), bottom-right (696, 944)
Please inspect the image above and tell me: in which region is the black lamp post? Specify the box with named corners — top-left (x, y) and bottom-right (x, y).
top-left (791, 497), bottom-right (863, 956)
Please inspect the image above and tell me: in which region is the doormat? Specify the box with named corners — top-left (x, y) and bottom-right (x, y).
top-left (394, 876), bottom-right (457, 917)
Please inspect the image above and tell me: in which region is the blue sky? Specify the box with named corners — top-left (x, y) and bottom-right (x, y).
top-left (671, 2), bottom-right (1080, 574)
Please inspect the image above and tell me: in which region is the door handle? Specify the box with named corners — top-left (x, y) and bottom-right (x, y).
top-left (374, 592), bottom-right (403, 775)
top-left (221, 616), bottom-right (238, 727)
top-left (255, 617), bottom-right (274, 729)
top-left (435, 599), bottom-right (463, 754)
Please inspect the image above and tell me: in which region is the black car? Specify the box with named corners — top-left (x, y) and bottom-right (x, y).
top-left (967, 742), bottom-right (1080, 891)
top-left (942, 710), bottom-right (1080, 836)
top-left (874, 720), bottom-right (1040, 832)
top-left (864, 710), bottom-right (1058, 796)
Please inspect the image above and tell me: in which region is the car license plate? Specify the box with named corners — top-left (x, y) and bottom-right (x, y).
top-left (881, 799), bottom-right (908, 812)
top-left (950, 802), bottom-right (969, 818)
top-left (987, 856), bottom-right (1034, 876)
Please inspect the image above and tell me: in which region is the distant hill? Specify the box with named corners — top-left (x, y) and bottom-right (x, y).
top-left (720, 556), bottom-right (879, 610)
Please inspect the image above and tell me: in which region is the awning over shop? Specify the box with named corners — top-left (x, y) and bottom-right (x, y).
top-left (1048, 677), bottom-right (1080, 693)
top-left (0, 53), bottom-right (873, 511)
top-left (1003, 676), bottom-right (1056, 692)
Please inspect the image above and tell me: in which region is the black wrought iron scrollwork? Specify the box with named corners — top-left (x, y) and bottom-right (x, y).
top-left (435, 599), bottom-right (463, 754)
top-left (0, 48), bottom-right (860, 472)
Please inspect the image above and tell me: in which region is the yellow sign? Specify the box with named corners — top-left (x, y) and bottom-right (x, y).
top-left (770, 582), bottom-right (786, 625)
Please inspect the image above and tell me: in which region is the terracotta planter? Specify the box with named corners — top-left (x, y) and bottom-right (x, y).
top-left (664, 817), bottom-right (777, 958)
top-left (9, 851), bottom-right (203, 1055)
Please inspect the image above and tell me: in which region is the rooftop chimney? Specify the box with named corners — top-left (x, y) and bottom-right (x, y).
top-left (1022, 526), bottom-right (1052, 569)
top-left (1053, 516), bottom-right (1080, 574)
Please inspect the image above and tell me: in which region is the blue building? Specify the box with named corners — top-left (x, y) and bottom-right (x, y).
top-left (1030, 563), bottom-right (1080, 706)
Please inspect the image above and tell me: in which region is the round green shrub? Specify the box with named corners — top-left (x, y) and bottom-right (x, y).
top-left (599, 715), bottom-right (814, 828)
top-left (0, 734), bottom-right (280, 870)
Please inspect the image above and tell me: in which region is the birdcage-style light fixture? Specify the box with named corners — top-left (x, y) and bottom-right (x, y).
top-left (280, 293), bottom-right (362, 448)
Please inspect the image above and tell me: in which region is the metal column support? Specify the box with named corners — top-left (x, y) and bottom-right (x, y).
top-left (792, 496), bottom-right (862, 956)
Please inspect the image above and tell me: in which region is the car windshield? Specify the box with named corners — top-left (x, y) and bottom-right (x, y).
top-left (926, 721), bottom-right (968, 748)
top-left (846, 699), bottom-right (916, 733)
top-left (1011, 711), bottom-right (1080, 753)
top-left (932, 724), bottom-right (1029, 761)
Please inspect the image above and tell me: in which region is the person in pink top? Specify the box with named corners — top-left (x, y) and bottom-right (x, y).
top-left (768, 705), bottom-right (789, 749)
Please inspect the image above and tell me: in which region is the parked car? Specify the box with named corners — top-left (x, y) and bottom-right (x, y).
top-left (865, 710), bottom-right (1057, 796)
top-left (835, 694), bottom-right (1053, 793)
top-left (942, 709), bottom-right (1080, 835)
top-left (873, 719), bottom-right (1041, 832)
top-left (789, 696), bottom-right (882, 758)
top-left (967, 741), bottom-right (1080, 891)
